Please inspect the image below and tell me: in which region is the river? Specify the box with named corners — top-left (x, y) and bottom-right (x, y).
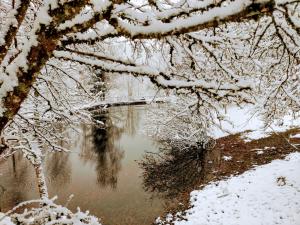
top-left (0, 105), bottom-right (168, 225)
top-left (1, 105), bottom-right (298, 225)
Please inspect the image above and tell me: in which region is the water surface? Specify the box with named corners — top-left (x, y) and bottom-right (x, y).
top-left (1, 105), bottom-right (293, 224)
top-left (0, 106), bottom-right (167, 225)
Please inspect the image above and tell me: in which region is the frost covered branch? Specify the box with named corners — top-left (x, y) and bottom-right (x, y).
top-left (0, 197), bottom-right (102, 225)
top-left (0, 0), bottom-right (299, 155)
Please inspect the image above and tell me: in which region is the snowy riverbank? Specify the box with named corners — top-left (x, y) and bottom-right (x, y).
top-left (158, 152), bottom-right (300, 225)
top-left (211, 106), bottom-right (300, 141)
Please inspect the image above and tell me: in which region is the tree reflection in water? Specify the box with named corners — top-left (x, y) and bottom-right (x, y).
top-left (123, 106), bottom-right (139, 137)
top-left (90, 114), bottom-right (124, 189)
top-left (45, 153), bottom-right (71, 188)
top-left (0, 153), bottom-right (35, 211)
top-left (139, 138), bottom-right (219, 198)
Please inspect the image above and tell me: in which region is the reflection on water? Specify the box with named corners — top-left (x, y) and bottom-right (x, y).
top-left (89, 115), bottom-right (124, 189)
top-left (2, 104), bottom-right (296, 224)
top-left (45, 152), bottom-right (72, 188)
top-left (0, 105), bottom-right (223, 225)
top-left (0, 154), bottom-right (38, 211)
top-left (0, 106), bottom-right (164, 225)
top-left (140, 139), bottom-right (220, 199)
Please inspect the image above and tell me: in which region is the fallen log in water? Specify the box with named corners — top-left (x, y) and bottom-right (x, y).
top-left (86, 98), bottom-right (167, 112)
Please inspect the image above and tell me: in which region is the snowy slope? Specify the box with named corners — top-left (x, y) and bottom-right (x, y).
top-left (211, 106), bottom-right (300, 140)
top-left (0, 213), bottom-right (14, 225)
top-left (169, 152), bottom-right (300, 225)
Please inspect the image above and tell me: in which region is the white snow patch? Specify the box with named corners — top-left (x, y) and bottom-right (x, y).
top-left (290, 133), bottom-right (300, 138)
top-left (0, 213), bottom-right (14, 225)
top-left (211, 106), bottom-right (300, 141)
top-left (222, 155), bottom-right (232, 161)
top-left (256, 150), bottom-right (264, 155)
top-left (171, 152), bottom-right (300, 225)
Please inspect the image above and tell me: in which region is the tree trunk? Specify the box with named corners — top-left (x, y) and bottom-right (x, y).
top-left (33, 163), bottom-right (48, 200)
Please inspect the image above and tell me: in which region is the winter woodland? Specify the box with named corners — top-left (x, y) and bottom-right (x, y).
top-left (0, 0), bottom-right (299, 224)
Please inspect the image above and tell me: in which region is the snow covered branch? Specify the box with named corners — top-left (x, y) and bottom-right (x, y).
top-left (0, 0), bottom-right (299, 156)
top-left (0, 0), bottom-right (30, 64)
top-left (0, 197), bottom-right (102, 225)
top-left (54, 49), bottom-right (252, 102)
top-left (109, 0), bottom-right (276, 39)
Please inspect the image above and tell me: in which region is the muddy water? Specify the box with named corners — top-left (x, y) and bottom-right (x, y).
top-left (0, 106), bottom-right (168, 225)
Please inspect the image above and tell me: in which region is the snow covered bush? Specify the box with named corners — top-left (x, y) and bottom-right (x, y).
top-left (0, 197), bottom-right (101, 225)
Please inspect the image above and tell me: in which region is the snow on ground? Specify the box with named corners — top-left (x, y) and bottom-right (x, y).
top-left (166, 152), bottom-right (300, 225)
top-left (211, 106), bottom-right (300, 141)
top-left (291, 133), bottom-right (300, 138)
top-left (0, 213), bottom-right (14, 225)
top-left (222, 155), bottom-right (232, 161)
